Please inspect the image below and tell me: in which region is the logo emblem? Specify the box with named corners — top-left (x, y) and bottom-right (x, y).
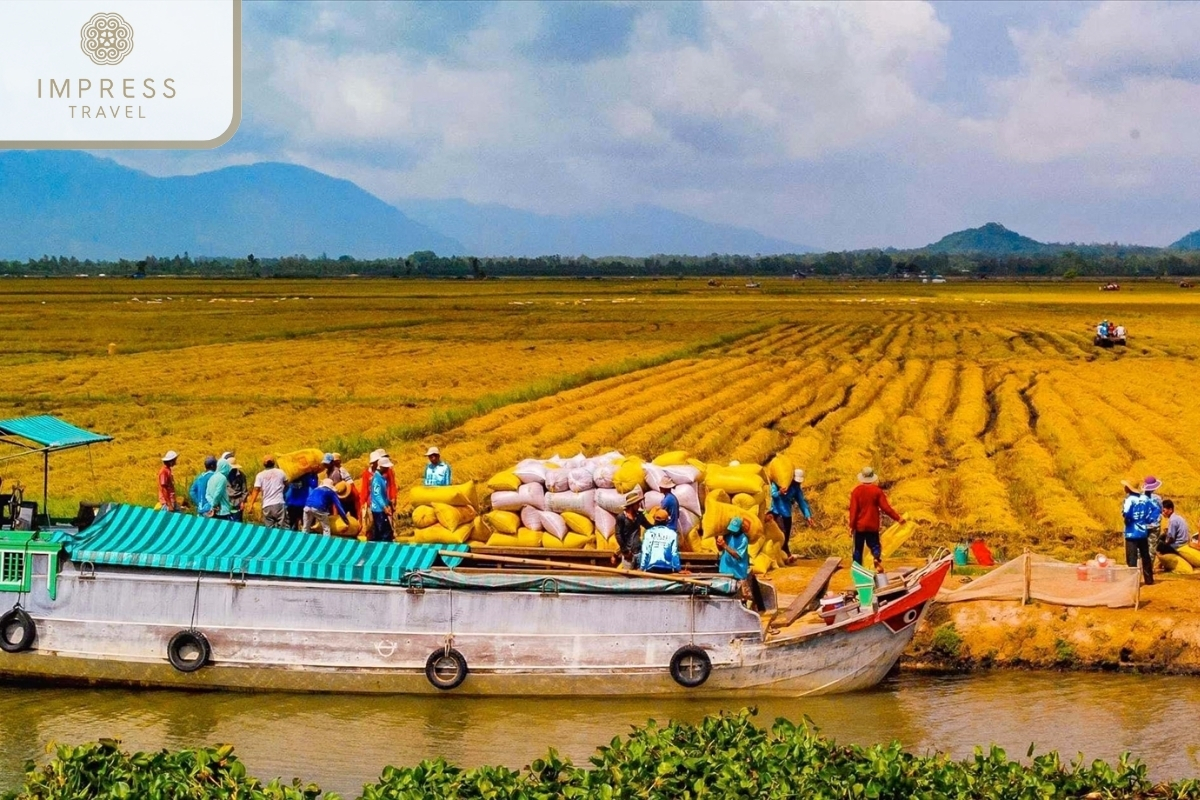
top-left (80, 12), bottom-right (134, 65)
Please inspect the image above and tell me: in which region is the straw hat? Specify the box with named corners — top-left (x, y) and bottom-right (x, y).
top-left (378, 456), bottom-right (394, 469)
top-left (220, 451), bottom-right (234, 461)
top-left (225, 456), bottom-right (240, 469)
top-left (793, 468), bottom-right (805, 484)
top-left (622, 488), bottom-right (644, 507)
top-left (857, 466), bottom-right (879, 484)
top-left (369, 449), bottom-right (384, 464)
top-left (1143, 476), bottom-right (1162, 493)
top-left (426, 446), bottom-right (440, 457)
top-left (1121, 479), bottom-right (1143, 494)
top-left (334, 481), bottom-right (352, 500)
top-left (657, 476), bottom-right (676, 490)
top-left (161, 450), bottom-right (178, 462)
top-left (332, 453), bottom-right (342, 462)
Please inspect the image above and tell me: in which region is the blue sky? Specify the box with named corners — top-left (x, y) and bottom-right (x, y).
top-left (108, 1), bottom-right (1200, 250)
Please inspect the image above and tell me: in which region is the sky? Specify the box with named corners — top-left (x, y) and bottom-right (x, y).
top-left (106, 0), bottom-right (1200, 251)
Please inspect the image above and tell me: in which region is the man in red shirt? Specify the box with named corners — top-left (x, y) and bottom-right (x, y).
top-left (848, 466), bottom-right (904, 570)
top-left (158, 451), bottom-right (179, 512)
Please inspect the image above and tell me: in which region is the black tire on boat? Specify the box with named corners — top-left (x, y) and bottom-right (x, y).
top-left (425, 648), bottom-right (468, 691)
top-left (0, 608), bottom-right (36, 653)
top-left (167, 630), bottom-right (211, 673)
top-left (670, 646), bottom-right (712, 688)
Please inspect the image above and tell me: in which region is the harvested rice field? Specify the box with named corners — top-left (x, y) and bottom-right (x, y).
top-left (3, 277), bottom-right (1199, 559)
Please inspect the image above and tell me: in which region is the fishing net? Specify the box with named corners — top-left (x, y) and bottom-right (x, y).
top-left (937, 553), bottom-right (1139, 609)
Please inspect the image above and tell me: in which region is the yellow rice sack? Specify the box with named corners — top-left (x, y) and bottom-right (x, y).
top-left (595, 534), bottom-right (619, 552)
top-left (411, 505), bottom-right (438, 528)
top-left (613, 457), bottom-right (645, 494)
top-left (1160, 553), bottom-right (1194, 574)
top-left (433, 502), bottom-right (476, 529)
top-left (470, 517), bottom-right (490, 543)
top-left (331, 515), bottom-right (361, 538)
top-left (705, 464), bottom-right (765, 495)
top-left (652, 450), bottom-right (690, 466)
top-left (410, 481), bottom-right (477, 508)
top-left (697, 537), bottom-right (719, 555)
top-left (767, 454), bottom-right (795, 491)
top-left (707, 488), bottom-right (730, 506)
top-left (517, 527), bottom-right (543, 547)
top-left (1175, 545), bottom-right (1200, 568)
top-left (487, 471), bottom-right (522, 492)
top-left (484, 510), bottom-right (520, 535)
top-left (732, 493), bottom-right (761, 511)
top-left (749, 538), bottom-right (766, 559)
top-left (702, 500), bottom-right (764, 539)
top-left (686, 458), bottom-right (708, 480)
top-left (486, 532), bottom-right (521, 547)
top-left (542, 532), bottom-right (567, 549)
top-left (277, 448), bottom-right (325, 481)
top-left (685, 529), bottom-right (704, 553)
top-left (751, 553), bottom-right (773, 576)
top-left (414, 523), bottom-right (472, 545)
top-left (561, 511), bottom-right (594, 536)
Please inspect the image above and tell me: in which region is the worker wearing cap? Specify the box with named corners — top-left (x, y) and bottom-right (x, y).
top-left (768, 468), bottom-right (814, 565)
top-left (189, 456), bottom-right (217, 516)
top-left (158, 451), bottom-right (178, 512)
top-left (716, 517), bottom-right (750, 580)
top-left (424, 447), bottom-right (452, 486)
top-left (369, 456), bottom-right (395, 542)
top-left (1122, 479), bottom-right (1152, 585)
top-left (303, 478), bottom-right (349, 536)
top-left (330, 453), bottom-right (352, 485)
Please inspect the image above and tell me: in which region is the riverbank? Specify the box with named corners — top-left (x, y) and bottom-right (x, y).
top-left (772, 560), bottom-right (1200, 673)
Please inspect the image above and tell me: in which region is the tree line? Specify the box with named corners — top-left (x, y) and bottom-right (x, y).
top-left (4, 247), bottom-right (1200, 278)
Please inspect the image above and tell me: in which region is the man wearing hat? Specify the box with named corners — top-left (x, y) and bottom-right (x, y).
top-left (716, 517), bottom-right (750, 580)
top-left (225, 456), bottom-right (248, 523)
top-left (848, 466), bottom-right (904, 569)
top-left (614, 489), bottom-right (652, 569)
top-left (1122, 479), bottom-right (1153, 585)
top-left (424, 447), bottom-right (452, 487)
top-left (330, 453), bottom-right (352, 485)
top-left (158, 451), bottom-right (179, 512)
top-left (1142, 476), bottom-right (1164, 555)
top-left (657, 476), bottom-right (680, 532)
top-left (768, 468), bottom-right (814, 565)
top-left (369, 456), bottom-right (396, 543)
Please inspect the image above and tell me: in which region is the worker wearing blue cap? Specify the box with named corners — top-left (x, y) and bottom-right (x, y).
top-left (717, 517), bottom-right (750, 580)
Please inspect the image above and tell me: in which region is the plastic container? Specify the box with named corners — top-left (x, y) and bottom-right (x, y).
top-left (1077, 564), bottom-right (1089, 582)
top-left (953, 544), bottom-right (969, 566)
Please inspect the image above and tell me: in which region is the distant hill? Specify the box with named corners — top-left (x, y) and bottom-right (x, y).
top-left (395, 198), bottom-right (814, 257)
top-left (924, 222), bottom-right (1049, 254)
top-left (0, 151), bottom-right (462, 260)
top-left (1169, 230), bottom-right (1200, 251)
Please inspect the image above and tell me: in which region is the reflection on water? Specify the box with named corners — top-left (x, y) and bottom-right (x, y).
top-left (2, 672), bottom-right (1198, 796)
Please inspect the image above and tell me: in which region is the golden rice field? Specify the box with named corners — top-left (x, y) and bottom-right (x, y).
top-left (3, 277), bottom-right (1200, 560)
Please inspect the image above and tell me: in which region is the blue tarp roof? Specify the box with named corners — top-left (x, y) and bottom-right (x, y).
top-left (0, 415), bottom-right (112, 451)
top-left (57, 504), bottom-right (467, 585)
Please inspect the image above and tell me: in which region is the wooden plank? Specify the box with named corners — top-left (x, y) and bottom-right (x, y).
top-left (466, 546), bottom-right (718, 565)
top-left (770, 557), bottom-right (842, 629)
top-left (438, 550), bottom-right (716, 588)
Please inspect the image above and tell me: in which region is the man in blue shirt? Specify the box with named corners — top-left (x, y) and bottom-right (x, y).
top-left (1142, 476), bottom-right (1163, 553)
top-left (188, 456), bottom-right (217, 515)
top-left (768, 468), bottom-right (813, 564)
top-left (639, 525), bottom-right (681, 574)
top-left (1122, 479), bottom-right (1153, 585)
top-left (369, 456), bottom-right (395, 542)
top-left (285, 472), bottom-right (318, 531)
top-left (657, 477), bottom-right (680, 532)
top-left (424, 447), bottom-right (452, 486)
top-left (303, 478), bottom-right (350, 536)
top-left (717, 517), bottom-right (750, 580)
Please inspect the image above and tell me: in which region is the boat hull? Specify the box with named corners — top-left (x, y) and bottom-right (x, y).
top-left (0, 557), bottom-right (950, 697)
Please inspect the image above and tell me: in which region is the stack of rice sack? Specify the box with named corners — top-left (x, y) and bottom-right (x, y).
top-left (480, 451), bottom-right (706, 553)
top-left (699, 454), bottom-right (796, 575)
top-left (408, 481), bottom-right (484, 545)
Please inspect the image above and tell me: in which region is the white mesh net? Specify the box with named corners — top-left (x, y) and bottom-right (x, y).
top-left (937, 553), bottom-right (1139, 609)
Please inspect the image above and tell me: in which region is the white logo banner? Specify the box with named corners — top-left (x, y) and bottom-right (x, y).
top-left (0, 0), bottom-right (240, 148)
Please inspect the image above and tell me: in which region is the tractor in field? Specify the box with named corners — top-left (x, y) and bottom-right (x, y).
top-left (1094, 319), bottom-right (1126, 347)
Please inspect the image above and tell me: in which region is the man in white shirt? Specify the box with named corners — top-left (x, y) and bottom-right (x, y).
top-left (246, 456), bottom-right (289, 528)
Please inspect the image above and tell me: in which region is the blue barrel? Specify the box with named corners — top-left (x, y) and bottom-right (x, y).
top-left (953, 544), bottom-right (969, 566)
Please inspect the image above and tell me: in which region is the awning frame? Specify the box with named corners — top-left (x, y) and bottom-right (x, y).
top-left (0, 415), bottom-right (113, 526)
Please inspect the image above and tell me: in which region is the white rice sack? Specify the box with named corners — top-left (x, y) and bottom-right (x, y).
top-left (520, 505), bottom-right (544, 532)
top-left (489, 490), bottom-right (523, 512)
top-left (540, 510), bottom-right (568, 539)
top-left (517, 482), bottom-right (546, 510)
top-left (545, 468), bottom-right (571, 493)
top-left (663, 465), bottom-right (701, 485)
top-left (594, 507), bottom-right (617, 539)
top-left (545, 490), bottom-right (596, 517)
top-left (563, 453), bottom-right (588, 470)
top-left (513, 460), bottom-right (547, 485)
top-left (674, 483), bottom-right (702, 516)
top-left (678, 508), bottom-right (700, 536)
top-left (567, 468), bottom-right (595, 493)
top-left (593, 463), bottom-right (616, 489)
top-left (643, 490), bottom-right (664, 510)
top-left (595, 488), bottom-right (627, 514)
top-left (643, 464), bottom-right (668, 492)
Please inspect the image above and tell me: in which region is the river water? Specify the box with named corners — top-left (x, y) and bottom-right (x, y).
top-left (2, 672), bottom-right (1196, 795)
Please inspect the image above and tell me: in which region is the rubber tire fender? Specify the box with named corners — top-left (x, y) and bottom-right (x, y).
top-left (670, 645), bottom-right (712, 688)
top-left (167, 630), bottom-right (211, 673)
top-left (0, 608), bottom-right (36, 653)
top-left (425, 648), bottom-right (469, 691)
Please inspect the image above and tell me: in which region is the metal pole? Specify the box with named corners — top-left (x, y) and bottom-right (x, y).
top-left (42, 450), bottom-right (49, 527)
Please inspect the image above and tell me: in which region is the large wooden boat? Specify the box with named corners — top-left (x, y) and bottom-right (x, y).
top-left (0, 504), bottom-right (951, 696)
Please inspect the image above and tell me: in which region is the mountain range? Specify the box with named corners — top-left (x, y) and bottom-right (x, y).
top-left (0, 151), bottom-right (811, 260)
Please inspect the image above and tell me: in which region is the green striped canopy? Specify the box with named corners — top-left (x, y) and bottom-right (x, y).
top-left (60, 504), bottom-right (466, 584)
top-left (0, 415), bottom-right (112, 450)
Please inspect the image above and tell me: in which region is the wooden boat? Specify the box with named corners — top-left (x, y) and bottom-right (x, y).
top-left (0, 504), bottom-right (951, 696)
